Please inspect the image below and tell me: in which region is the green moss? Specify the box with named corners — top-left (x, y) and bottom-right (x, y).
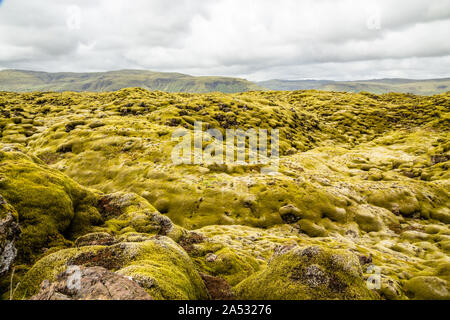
top-left (0, 89), bottom-right (449, 300)
top-left (297, 219), bottom-right (328, 237)
top-left (353, 206), bottom-right (383, 233)
top-left (234, 245), bottom-right (378, 300)
top-left (367, 188), bottom-right (420, 217)
top-left (95, 192), bottom-right (182, 239)
top-left (15, 236), bottom-right (208, 300)
top-left (192, 245), bottom-right (260, 286)
top-left (14, 246), bottom-right (101, 299)
top-left (117, 237), bottom-right (207, 300)
top-left (404, 276), bottom-right (449, 300)
top-left (0, 194), bottom-right (18, 221)
top-left (0, 146), bottom-right (102, 264)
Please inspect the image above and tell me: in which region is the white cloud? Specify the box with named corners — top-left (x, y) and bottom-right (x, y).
top-left (0, 0), bottom-right (449, 80)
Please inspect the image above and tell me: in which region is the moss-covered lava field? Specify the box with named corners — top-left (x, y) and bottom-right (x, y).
top-left (0, 89), bottom-right (449, 300)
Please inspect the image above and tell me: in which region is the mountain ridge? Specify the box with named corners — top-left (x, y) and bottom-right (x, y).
top-left (258, 77), bottom-right (450, 95)
top-left (0, 69), bottom-right (263, 93)
top-left (1, 69), bottom-right (449, 95)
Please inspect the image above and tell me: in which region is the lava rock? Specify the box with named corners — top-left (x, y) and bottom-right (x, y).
top-left (31, 266), bottom-right (152, 300)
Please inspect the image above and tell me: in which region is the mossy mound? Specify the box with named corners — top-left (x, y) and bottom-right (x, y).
top-left (0, 144), bottom-right (103, 263)
top-left (234, 244), bottom-right (378, 299)
top-left (15, 236), bottom-right (208, 300)
top-left (95, 191), bottom-right (184, 240)
top-left (404, 276), bottom-right (449, 300)
top-left (195, 223), bottom-right (449, 300)
top-left (0, 144), bottom-right (189, 298)
top-left (188, 242), bottom-right (261, 286)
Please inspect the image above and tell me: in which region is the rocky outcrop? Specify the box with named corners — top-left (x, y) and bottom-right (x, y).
top-left (0, 196), bottom-right (20, 277)
top-left (0, 146), bottom-right (103, 264)
top-left (75, 232), bottom-right (117, 247)
top-left (96, 192), bottom-right (181, 238)
top-left (31, 266), bottom-right (152, 300)
top-left (234, 244), bottom-right (378, 300)
top-left (200, 273), bottom-right (235, 300)
top-left (17, 236), bottom-right (208, 300)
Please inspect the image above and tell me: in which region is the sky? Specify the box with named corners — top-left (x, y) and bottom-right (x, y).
top-left (0, 0), bottom-right (449, 81)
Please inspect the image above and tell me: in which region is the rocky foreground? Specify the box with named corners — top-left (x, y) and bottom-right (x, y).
top-left (0, 89), bottom-right (449, 300)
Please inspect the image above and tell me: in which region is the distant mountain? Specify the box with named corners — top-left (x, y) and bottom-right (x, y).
top-left (0, 69), bottom-right (263, 93)
top-left (258, 78), bottom-right (450, 95)
top-left (257, 79), bottom-right (335, 91)
top-left (1, 69), bottom-right (449, 95)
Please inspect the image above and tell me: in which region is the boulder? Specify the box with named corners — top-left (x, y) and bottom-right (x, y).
top-left (200, 273), bottom-right (235, 300)
top-left (0, 196), bottom-right (20, 277)
top-left (17, 236), bottom-right (208, 300)
top-left (234, 244), bottom-right (378, 300)
top-left (31, 266), bottom-right (152, 300)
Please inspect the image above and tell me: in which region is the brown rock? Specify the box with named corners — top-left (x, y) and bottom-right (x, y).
top-left (279, 204), bottom-right (302, 224)
top-left (200, 273), bottom-right (235, 300)
top-left (67, 244), bottom-right (127, 270)
top-left (75, 232), bottom-right (117, 247)
top-left (31, 266), bottom-right (152, 300)
top-left (178, 231), bottom-right (206, 253)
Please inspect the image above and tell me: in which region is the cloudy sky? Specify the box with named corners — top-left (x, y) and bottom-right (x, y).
top-left (0, 0), bottom-right (449, 81)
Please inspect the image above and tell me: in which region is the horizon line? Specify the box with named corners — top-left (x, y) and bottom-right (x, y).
top-left (1, 67), bottom-right (450, 83)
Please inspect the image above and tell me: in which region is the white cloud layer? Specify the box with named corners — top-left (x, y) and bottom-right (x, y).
top-left (0, 0), bottom-right (449, 80)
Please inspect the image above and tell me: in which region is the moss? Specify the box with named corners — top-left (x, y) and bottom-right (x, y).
top-left (297, 219), bottom-right (328, 237)
top-left (96, 192), bottom-right (179, 238)
top-left (367, 188), bottom-right (420, 217)
top-left (15, 237), bottom-right (207, 300)
top-left (14, 246), bottom-right (101, 299)
top-left (0, 89), bottom-right (449, 300)
top-left (117, 237), bottom-right (208, 300)
top-left (0, 146), bottom-right (103, 264)
top-left (191, 245), bottom-right (260, 286)
top-left (0, 194), bottom-right (18, 221)
top-left (404, 276), bottom-right (449, 300)
top-left (5, 89), bottom-right (445, 234)
top-left (321, 206), bottom-right (347, 223)
top-left (154, 198), bottom-right (170, 214)
top-left (430, 207), bottom-right (450, 224)
top-left (74, 232), bottom-right (116, 247)
top-left (279, 204), bottom-right (302, 223)
top-left (353, 206), bottom-right (383, 233)
top-left (234, 245), bottom-right (378, 300)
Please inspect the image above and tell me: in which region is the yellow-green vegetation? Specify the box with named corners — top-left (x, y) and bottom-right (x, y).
top-left (14, 236), bottom-right (208, 300)
top-left (0, 89), bottom-right (448, 300)
top-left (234, 244), bottom-right (378, 299)
top-left (0, 144), bottom-right (102, 264)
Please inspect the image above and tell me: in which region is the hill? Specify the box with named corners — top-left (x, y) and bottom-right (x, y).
top-left (2, 69), bottom-right (449, 95)
top-left (0, 69), bottom-right (263, 93)
top-left (258, 78), bottom-right (450, 95)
